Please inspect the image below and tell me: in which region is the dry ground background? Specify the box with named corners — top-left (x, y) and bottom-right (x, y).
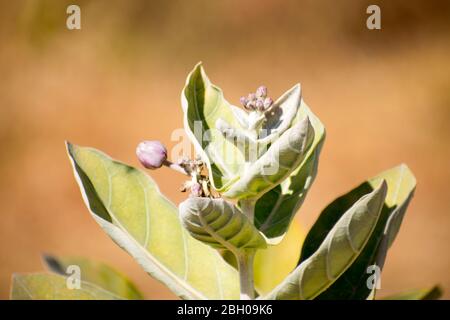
top-left (0, 0), bottom-right (449, 299)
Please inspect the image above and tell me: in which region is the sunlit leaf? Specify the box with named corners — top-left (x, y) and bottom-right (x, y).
top-left (300, 165), bottom-right (416, 299)
top-left (224, 117), bottom-right (314, 200)
top-left (181, 63), bottom-right (243, 191)
top-left (43, 254), bottom-right (143, 300)
top-left (265, 182), bottom-right (387, 299)
top-left (10, 273), bottom-right (121, 300)
top-left (180, 197), bottom-right (266, 251)
top-left (254, 102), bottom-right (325, 243)
top-left (66, 142), bottom-right (239, 300)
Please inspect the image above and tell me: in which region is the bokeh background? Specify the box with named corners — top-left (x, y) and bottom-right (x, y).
top-left (0, 0), bottom-right (449, 299)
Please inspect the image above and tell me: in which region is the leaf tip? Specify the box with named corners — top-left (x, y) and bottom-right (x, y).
top-left (398, 163), bottom-right (417, 184)
top-left (65, 140), bottom-right (76, 157)
top-left (191, 61), bottom-right (205, 76)
top-left (377, 178), bottom-right (388, 195)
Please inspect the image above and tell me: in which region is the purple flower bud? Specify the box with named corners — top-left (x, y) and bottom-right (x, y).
top-left (136, 140), bottom-right (167, 169)
top-left (246, 99), bottom-right (256, 110)
top-left (256, 85), bottom-right (267, 98)
top-left (263, 97), bottom-right (273, 109)
top-left (239, 96), bottom-right (248, 106)
top-left (248, 93), bottom-right (256, 101)
top-left (255, 99), bottom-right (264, 111)
top-left (190, 182), bottom-right (203, 197)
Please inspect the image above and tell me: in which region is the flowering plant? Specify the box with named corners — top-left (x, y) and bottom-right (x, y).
top-left (10, 63), bottom-right (441, 300)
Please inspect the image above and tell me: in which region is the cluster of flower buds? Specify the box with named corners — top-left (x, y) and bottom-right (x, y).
top-left (239, 85), bottom-right (274, 112)
top-left (136, 141), bottom-right (214, 198)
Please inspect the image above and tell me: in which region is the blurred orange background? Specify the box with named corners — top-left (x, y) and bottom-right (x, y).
top-left (0, 0), bottom-right (449, 299)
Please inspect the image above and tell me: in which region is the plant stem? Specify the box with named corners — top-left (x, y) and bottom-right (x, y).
top-left (236, 199), bottom-right (257, 299)
top-left (163, 160), bottom-right (190, 176)
top-left (240, 199), bottom-right (256, 223)
top-left (236, 249), bottom-right (256, 300)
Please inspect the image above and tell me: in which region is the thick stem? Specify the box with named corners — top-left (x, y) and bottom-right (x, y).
top-left (236, 249), bottom-right (256, 300)
top-left (240, 199), bottom-right (256, 223)
top-left (236, 199), bottom-right (257, 299)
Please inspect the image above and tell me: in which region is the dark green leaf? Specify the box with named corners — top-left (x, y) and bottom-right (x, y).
top-left (299, 165), bottom-right (416, 299)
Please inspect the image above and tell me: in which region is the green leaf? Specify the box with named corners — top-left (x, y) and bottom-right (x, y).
top-left (259, 84), bottom-right (302, 144)
top-left (43, 254), bottom-right (143, 300)
top-left (182, 62), bottom-right (243, 191)
top-left (254, 102), bottom-right (325, 242)
top-left (223, 117), bottom-right (314, 200)
top-left (264, 182), bottom-right (387, 300)
top-left (66, 142), bottom-right (239, 300)
top-left (382, 285), bottom-right (442, 300)
top-left (10, 273), bottom-right (122, 300)
top-left (179, 197), bottom-right (266, 251)
top-left (299, 164), bottom-right (416, 299)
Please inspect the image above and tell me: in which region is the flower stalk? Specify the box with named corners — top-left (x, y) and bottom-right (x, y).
top-left (236, 198), bottom-right (257, 299)
top-left (236, 249), bottom-right (256, 300)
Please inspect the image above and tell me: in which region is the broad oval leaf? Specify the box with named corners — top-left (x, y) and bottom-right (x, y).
top-left (66, 142), bottom-right (239, 300)
top-left (299, 164), bottom-right (416, 300)
top-left (43, 254), bottom-right (143, 300)
top-left (264, 182), bottom-right (387, 300)
top-left (179, 197), bottom-right (266, 251)
top-left (182, 62), bottom-right (243, 191)
top-left (10, 273), bottom-right (122, 300)
top-left (254, 102), bottom-right (325, 243)
top-left (223, 117), bottom-right (314, 200)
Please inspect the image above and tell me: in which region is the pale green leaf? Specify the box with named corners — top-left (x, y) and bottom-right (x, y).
top-left (223, 117), bottom-right (314, 200)
top-left (179, 197), bottom-right (266, 251)
top-left (265, 182), bottom-right (387, 300)
top-left (259, 84), bottom-right (302, 144)
top-left (66, 142), bottom-right (239, 300)
top-left (10, 273), bottom-right (122, 300)
top-left (43, 255), bottom-right (143, 300)
top-left (254, 102), bottom-right (325, 242)
top-left (181, 62), bottom-right (243, 191)
top-left (300, 164), bottom-right (416, 299)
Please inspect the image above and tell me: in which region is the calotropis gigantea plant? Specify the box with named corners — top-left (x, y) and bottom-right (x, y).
top-left (10, 63), bottom-right (442, 300)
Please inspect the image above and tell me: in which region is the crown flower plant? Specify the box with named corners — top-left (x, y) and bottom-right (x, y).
top-left (10, 63), bottom-right (442, 300)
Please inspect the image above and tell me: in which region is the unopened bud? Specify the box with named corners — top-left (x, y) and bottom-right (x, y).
top-left (246, 99), bottom-right (256, 110)
top-left (136, 140), bottom-right (167, 169)
top-left (248, 93), bottom-right (256, 102)
top-left (256, 85), bottom-right (267, 98)
top-left (239, 96), bottom-right (248, 106)
top-left (255, 99), bottom-right (264, 111)
top-left (263, 97), bottom-right (273, 109)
